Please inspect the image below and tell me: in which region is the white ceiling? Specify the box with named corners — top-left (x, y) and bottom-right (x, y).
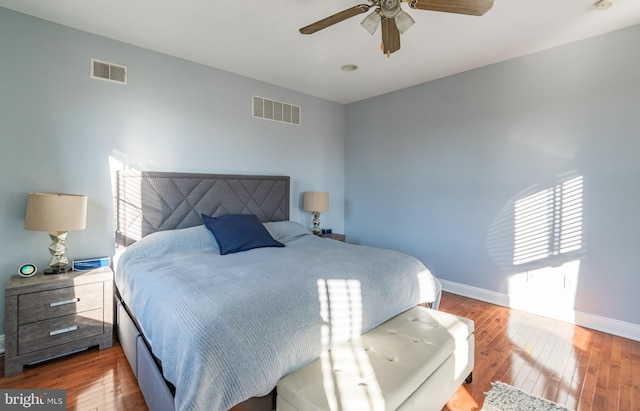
top-left (2, 0), bottom-right (639, 103)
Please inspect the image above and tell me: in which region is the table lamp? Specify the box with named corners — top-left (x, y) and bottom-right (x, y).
top-left (303, 191), bottom-right (329, 235)
top-left (24, 192), bottom-right (87, 274)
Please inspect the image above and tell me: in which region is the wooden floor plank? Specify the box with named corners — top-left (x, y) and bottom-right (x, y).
top-left (2, 292), bottom-right (639, 411)
top-left (440, 292), bottom-right (640, 411)
top-left (0, 342), bottom-right (146, 410)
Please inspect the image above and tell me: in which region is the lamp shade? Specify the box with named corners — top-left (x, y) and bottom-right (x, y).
top-left (303, 192), bottom-right (329, 213)
top-left (25, 193), bottom-right (87, 232)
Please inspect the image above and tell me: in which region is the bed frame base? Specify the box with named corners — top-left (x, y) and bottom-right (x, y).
top-left (117, 298), bottom-right (275, 411)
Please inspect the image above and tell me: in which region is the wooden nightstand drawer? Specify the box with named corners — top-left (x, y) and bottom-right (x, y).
top-left (4, 267), bottom-right (114, 376)
top-left (18, 308), bottom-right (105, 355)
top-left (18, 282), bottom-right (104, 325)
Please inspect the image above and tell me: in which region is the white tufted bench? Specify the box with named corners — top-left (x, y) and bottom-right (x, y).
top-left (276, 306), bottom-right (474, 411)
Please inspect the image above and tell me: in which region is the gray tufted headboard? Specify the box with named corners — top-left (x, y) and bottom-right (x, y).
top-left (115, 171), bottom-right (290, 248)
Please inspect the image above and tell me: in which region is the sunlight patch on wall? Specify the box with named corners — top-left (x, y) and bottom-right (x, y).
top-left (508, 260), bottom-right (581, 323)
top-left (487, 173), bottom-right (586, 323)
top-left (513, 176), bottom-right (583, 265)
top-left (109, 155), bottom-right (142, 250)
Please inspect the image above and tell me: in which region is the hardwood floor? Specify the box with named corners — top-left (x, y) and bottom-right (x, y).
top-left (440, 292), bottom-right (640, 411)
top-left (0, 343), bottom-right (146, 410)
top-left (1, 292), bottom-right (638, 410)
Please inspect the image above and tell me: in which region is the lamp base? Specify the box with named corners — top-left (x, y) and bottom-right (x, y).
top-left (46, 230), bottom-right (71, 275)
top-left (312, 211), bottom-right (321, 236)
top-left (44, 265), bottom-right (73, 275)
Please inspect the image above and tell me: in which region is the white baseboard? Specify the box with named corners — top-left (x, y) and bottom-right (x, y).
top-left (440, 279), bottom-right (640, 342)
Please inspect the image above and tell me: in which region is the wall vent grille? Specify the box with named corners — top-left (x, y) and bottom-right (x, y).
top-left (91, 58), bottom-right (127, 85)
top-left (253, 96), bottom-right (301, 125)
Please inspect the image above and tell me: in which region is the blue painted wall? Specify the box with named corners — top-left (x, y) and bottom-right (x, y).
top-left (0, 8), bottom-right (345, 333)
top-left (345, 24), bottom-right (640, 327)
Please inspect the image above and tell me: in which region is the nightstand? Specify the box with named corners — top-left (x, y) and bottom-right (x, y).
top-left (320, 233), bottom-right (346, 242)
top-left (4, 267), bottom-right (113, 376)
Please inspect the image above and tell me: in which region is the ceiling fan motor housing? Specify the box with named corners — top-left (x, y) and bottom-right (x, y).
top-left (381, 0), bottom-right (402, 17)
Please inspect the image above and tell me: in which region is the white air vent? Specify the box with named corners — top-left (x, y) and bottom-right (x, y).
top-left (91, 58), bottom-right (127, 85)
top-left (253, 96), bottom-right (301, 125)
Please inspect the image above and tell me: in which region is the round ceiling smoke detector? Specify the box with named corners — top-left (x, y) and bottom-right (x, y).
top-left (341, 64), bottom-right (358, 72)
top-left (594, 0), bottom-right (613, 10)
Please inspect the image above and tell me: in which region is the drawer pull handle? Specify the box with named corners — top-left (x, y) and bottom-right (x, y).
top-left (50, 297), bottom-right (80, 307)
top-left (49, 325), bottom-right (78, 336)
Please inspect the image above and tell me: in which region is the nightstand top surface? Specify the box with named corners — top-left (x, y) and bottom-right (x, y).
top-left (6, 267), bottom-right (113, 295)
top-left (320, 233), bottom-right (346, 242)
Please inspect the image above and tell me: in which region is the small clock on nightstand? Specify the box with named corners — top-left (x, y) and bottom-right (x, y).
top-left (320, 233), bottom-right (346, 242)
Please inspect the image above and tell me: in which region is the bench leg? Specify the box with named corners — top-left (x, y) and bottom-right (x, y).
top-left (465, 372), bottom-right (473, 384)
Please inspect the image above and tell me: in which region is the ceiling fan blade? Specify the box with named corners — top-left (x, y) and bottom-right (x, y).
top-left (408, 0), bottom-right (493, 16)
top-left (300, 4), bottom-right (371, 34)
top-left (381, 17), bottom-right (401, 56)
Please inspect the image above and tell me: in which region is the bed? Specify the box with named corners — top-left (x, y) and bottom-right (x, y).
top-left (113, 171), bottom-right (442, 411)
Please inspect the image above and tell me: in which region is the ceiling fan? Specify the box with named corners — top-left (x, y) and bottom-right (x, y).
top-left (300, 0), bottom-right (494, 56)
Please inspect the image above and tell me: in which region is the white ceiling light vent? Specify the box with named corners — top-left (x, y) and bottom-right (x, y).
top-left (253, 96), bottom-right (301, 125)
top-left (91, 58), bottom-right (127, 85)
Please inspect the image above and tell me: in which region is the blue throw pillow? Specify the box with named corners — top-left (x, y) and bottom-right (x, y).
top-left (202, 214), bottom-right (284, 255)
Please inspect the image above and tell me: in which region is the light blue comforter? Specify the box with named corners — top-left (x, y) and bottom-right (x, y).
top-left (115, 221), bottom-right (439, 411)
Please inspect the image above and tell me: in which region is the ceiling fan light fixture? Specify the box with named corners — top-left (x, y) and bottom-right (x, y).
top-left (380, 0), bottom-right (402, 17)
top-left (300, 0), bottom-right (494, 54)
top-left (361, 10), bottom-right (382, 35)
top-left (395, 10), bottom-right (415, 34)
